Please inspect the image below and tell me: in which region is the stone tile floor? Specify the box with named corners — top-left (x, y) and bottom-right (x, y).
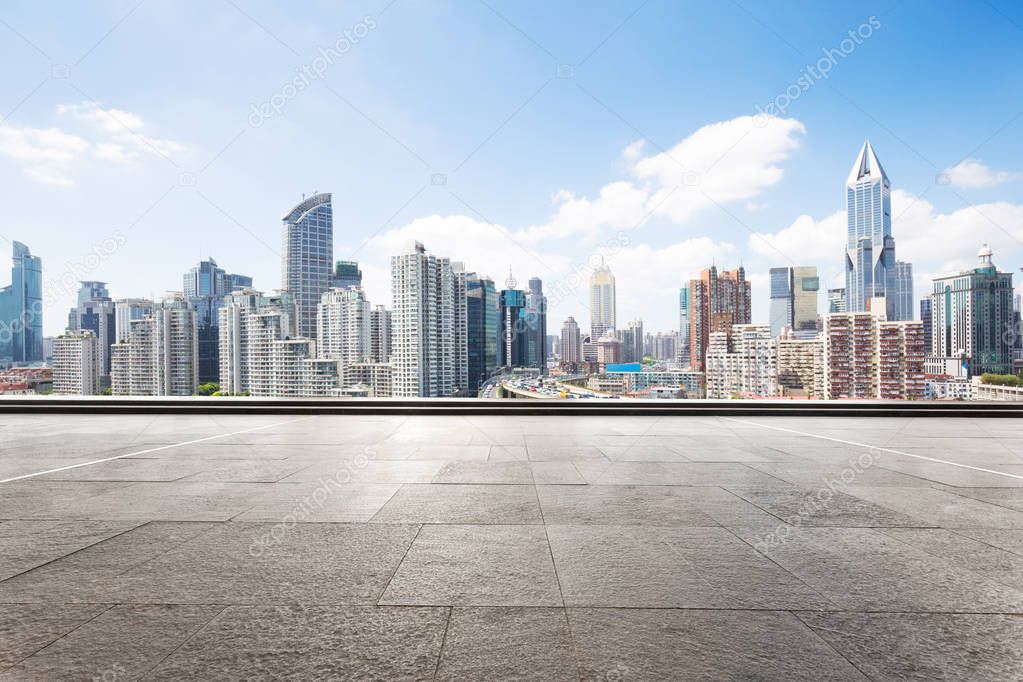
top-left (1, 413), bottom-right (1023, 679)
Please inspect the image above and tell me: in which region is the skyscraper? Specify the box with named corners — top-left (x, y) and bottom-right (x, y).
top-left (524, 277), bottom-right (547, 372)
top-left (561, 317), bottom-right (581, 365)
top-left (844, 141), bottom-right (905, 319)
top-left (498, 271), bottom-right (527, 369)
top-left (919, 297), bottom-right (933, 355)
top-left (114, 298), bottom-right (155, 343)
top-left (929, 245), bottom-right (1015, 375)
top-left (828, 288), bottom-right (847, 314)
top-left (589, 262), bottom-right (616, 338)
top-left (68, 281), bottom-right (115, 379)
top-left (893, 261), bottom-right (914, 322)
top-left (317, 287), bottom-right (371, 373)
top-left (369, 305), bottom-right (391, 364)
top-left (282, 193), bottom-right (333, 339)
top-left (0, 241), bottom-right (43, 364)
top-left (678, 286), bottom-right (691, 366)
top-left (218, 289), bottom-right (297, 396)
top-left (688, 265), bottom-right (751, 372)
top-left (111, 295), bottom-right (198, 396)
top-left (390, 241), bottom-right (458, 397)
top-left (768, 266), bottom-right (819, 337)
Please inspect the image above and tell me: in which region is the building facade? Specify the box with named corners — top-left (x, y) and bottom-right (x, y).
top-left (589, 262), bottom-right (616, 339)
top-left (561, 316), bottom-right (581, 365)
top-left (282, 193), bottom-right (333, 340)
top-left (52, 331), bottom-right (102, 395)
top-left (0, 241), bottom-right (43, 364)
top-left (688, 265), bottom-right (751, 372)
top-left (768, 266), bottom-right (819, 337)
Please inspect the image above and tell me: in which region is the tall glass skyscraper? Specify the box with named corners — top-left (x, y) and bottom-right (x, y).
top-left (0, 241), bottom-right (43, 364)
top-left (524, 277), bottom-right (547, 372)
top-left (769, 266), bottom-right (819, 337)
top-left (282, 193), bottom-right (333, 339)
top-left (844, 141), bottom-right (901, 319)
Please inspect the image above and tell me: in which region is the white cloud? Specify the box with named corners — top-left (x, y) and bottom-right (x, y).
top-left (941, 159), bottom-right (1016, 189)
top-left (58, 101), bottom-right (186, 159)
top-left (0, 125), bottom-right (90, 186)
top-left (748, 210), bottom-right (845, 267)
top-left (622, 139), bottom-right (645, 161)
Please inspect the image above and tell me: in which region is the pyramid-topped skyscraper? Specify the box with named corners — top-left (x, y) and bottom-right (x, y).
top-left (843, 141), bottom-right (911, 319)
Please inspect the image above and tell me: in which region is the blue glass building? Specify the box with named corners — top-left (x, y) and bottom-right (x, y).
top-left (0, 242), bottom-right (43, 364)
top-left (282, 193), bottom-right (333, 339)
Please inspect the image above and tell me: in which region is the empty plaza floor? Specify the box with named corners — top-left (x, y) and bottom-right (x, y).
top-left (2, 412), bottom-right (1023, 680)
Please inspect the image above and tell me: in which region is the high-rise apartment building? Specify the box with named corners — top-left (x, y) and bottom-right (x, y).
top-left (621, 319), bottom-right (644, 363)
top-left (929, 245), bottom-right (1016, 375)
top-left (218, 289), bottom-right (296, 395)
top-left (282, 193), bottom-right (333, 339)
top-left (452, 264), bottom-right (472, 393)
top-left (561, 316), bottom-right (581, 365)
top-left (68, 281), bottom-right (115, 379)
top-left (0, 241), bottom-right (43, 364)
top-left (688, 265), bottom-right (751, 372)
top-left (589, 262), bottom-right (616, 339)
top-left (114, 298), bottom-right (154, 343)
top-left (317, 287), bottom-right (371, 374)
top-left (823, 304), bottom-right (924, 399)
top-left (705, 324), bottom-right (777, 399)
top-left (768, 266), bottom-right (819, 337)
top-left (111, 296), bottom-right (198, 396)
top-left (183, 258), bottom-right (251, 384)
top-left (369, 305), bottom-right (391, 364)
top-left (777, 336), bottom-right (824, 398)
top-left (390, 241), bottom-right (458, 398)
top-left (52, 331), bottom-right (102, 395)
top-left (844, 141), bottom-right (912, 320)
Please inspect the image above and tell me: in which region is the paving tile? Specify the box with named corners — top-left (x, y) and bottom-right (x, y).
top-left (546, 525), bottom-right (831, 609)
top-left (234, 483), bottom-right (401, 522)
top-left (536, 485), bottom-right (719, 526)
top-left (529, 462), bottom-right (585, 485)
top-left (432, 461), bottom-right (533, 484)
top-left (844, 486), bottom-right (1023, 528)
top-left (0, 605), bottom-right (222, 681)
top-left (0, 520), bottom-right (140, 581)
top-left (59, 481), bottom-right (278, 522)
top-left (725, 486), bottom-right (924, 527)
top-left (797, 612), bottom-right (1023, 681)
top-left (380, 525), bottom-right (562, 606)
top-left (525, 445), bottom-right (608, 461)
top-left (737, 527), bottom-right (1023, 612)
top-left (147, 605), bottom-right (448, 681)
top-left (280, 460), bottom-right (446, 484)
top-left (487, 445), bottom-right (528, 461)
top-left (107, 523), bottom-right (420, 605)
top-left (435, 607), bottom-right (576, 680)
top-left (370, 484), bottom-right (542, 524)
top-left (0, 481), bottom-right (132, 520)
top-left (0, 604), bottom-right (107, 670)
top-left (875, 527), bottom-right (1023, 590)
top-left (570, 608), bottom-right (866, 681)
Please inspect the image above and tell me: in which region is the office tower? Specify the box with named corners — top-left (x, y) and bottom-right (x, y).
top-left (929, 244), bottom-right (1015, 375)
top-left (828, 288), bottom-right (847, 314)
top-left (777, 336), bottom-right (825, 398)
top-left (42, 336), bottom-right (54, 364)
top-left (498, 271), bottom-right (527, 369)
top-left (317, 287), bottom-right (371, 374)
top-left (282, 192), bottom-right (333, 339)
top-left (332, 260), bottom-right (363, 289)
top-left (561, 317), bottom-right (581, 364)
top-left (369, 305), bottom-right (391, 364)
top-left (678, 286), bottom-right (691, 366)
top-left (919, 298), bottom-right (933, 355)
top-left (218, 289), bottom-right (296, 395)
top-left (111, 295), bottom-right (198, 396)
top-left (688, 265), bottom-right (751, 372)
top-left (844, 141), bottom-right (902, 318)
top-left (184, 258), bottom-right (250, 297)
top-left (227, 273), bottom-right (253, 291)
top-left (589, 262), bottom-right (616, 338)
top-left (547, 334), bottom-right (558, 358)
top-left (524, 277), bottom-right (547, 372)
top-left (68, 281), bottom-right (116, 379)
top-left (390, 241), bottom-right (457, 398)
top-left (189, 296), bottom-right (221, 384)
top-left (52, 331), bottom-right (102, 395)
top-left (823, 306), bottom-right (924, 399)
top-left (114, 298), bottom-right (155, 343)
top-left (464, 273), bottom-right (498, 391)
top-left (621, 319), bottom-right (644, 363)
top-left (705, 324), bottom-right (777, 399)
top-left (452, 264), bottom-right (472, 393)
top-left (892, 261), bottom-right (914, 321)
top-left (768, 266), bottom-right (819, 337)
top-left (0, 241), bottom-right (43, 364)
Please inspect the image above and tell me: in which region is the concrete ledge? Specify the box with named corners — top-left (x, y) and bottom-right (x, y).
top-left (0, 396), bottom-right (1020, 417)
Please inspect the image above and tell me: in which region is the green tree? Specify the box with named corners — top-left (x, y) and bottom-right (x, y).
top-left (195, 382), bottom-right (220, 396)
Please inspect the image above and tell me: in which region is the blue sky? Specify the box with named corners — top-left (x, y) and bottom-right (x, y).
top-left (2, 0), bottom-right (1022, 336)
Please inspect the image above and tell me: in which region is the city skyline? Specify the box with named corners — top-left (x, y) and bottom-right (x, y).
top-left (1, 2), bottom-right (1021, 338)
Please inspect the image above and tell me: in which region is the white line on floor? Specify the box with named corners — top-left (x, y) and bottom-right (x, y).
top-left (723, 417), bottom-right (1023, 481)
top-left (0, 416), bottom-right (315, 484)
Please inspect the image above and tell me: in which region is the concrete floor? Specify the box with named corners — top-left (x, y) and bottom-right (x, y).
top-left (1, 413), bottom-right (1023, 680)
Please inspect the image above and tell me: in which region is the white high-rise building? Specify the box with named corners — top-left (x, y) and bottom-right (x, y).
top-left (390, 241), bottom-right (457, 398)
top-left (369, 305), bottom-right (391, 363)
top-left (452, 263), bottom-right (472, 393)
top-left (114, 298), bottom-right (154, 343)
top-left (110, 295), bottom-right (198, 396)
top-left (218, 289), bottom-right (297, 395)
top-left (589, 262), bottom-right (616, 338)
top-left (317, 287), bottom-right (371, 378)
top-left (561, 316), bottom-right (581, 364)
top-left (705, 324), bottom-right (777, 399)
top-left (268, 338), bottom-right (339, 397)
top-left (52, 331), bottom-right (102, 395)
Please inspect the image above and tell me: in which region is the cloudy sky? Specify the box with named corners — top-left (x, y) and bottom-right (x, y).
top-left (2, 0), bottom-right (1022, 336)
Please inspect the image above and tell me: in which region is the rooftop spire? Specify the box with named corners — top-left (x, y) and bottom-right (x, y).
top-left (846, 139), bottom-right (889, 186)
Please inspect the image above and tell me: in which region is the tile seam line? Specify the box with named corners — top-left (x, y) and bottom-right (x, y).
top-left (0, 417), bottom-right (316, 484)
top-left (722, 418), bottom-right (1023, 481)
